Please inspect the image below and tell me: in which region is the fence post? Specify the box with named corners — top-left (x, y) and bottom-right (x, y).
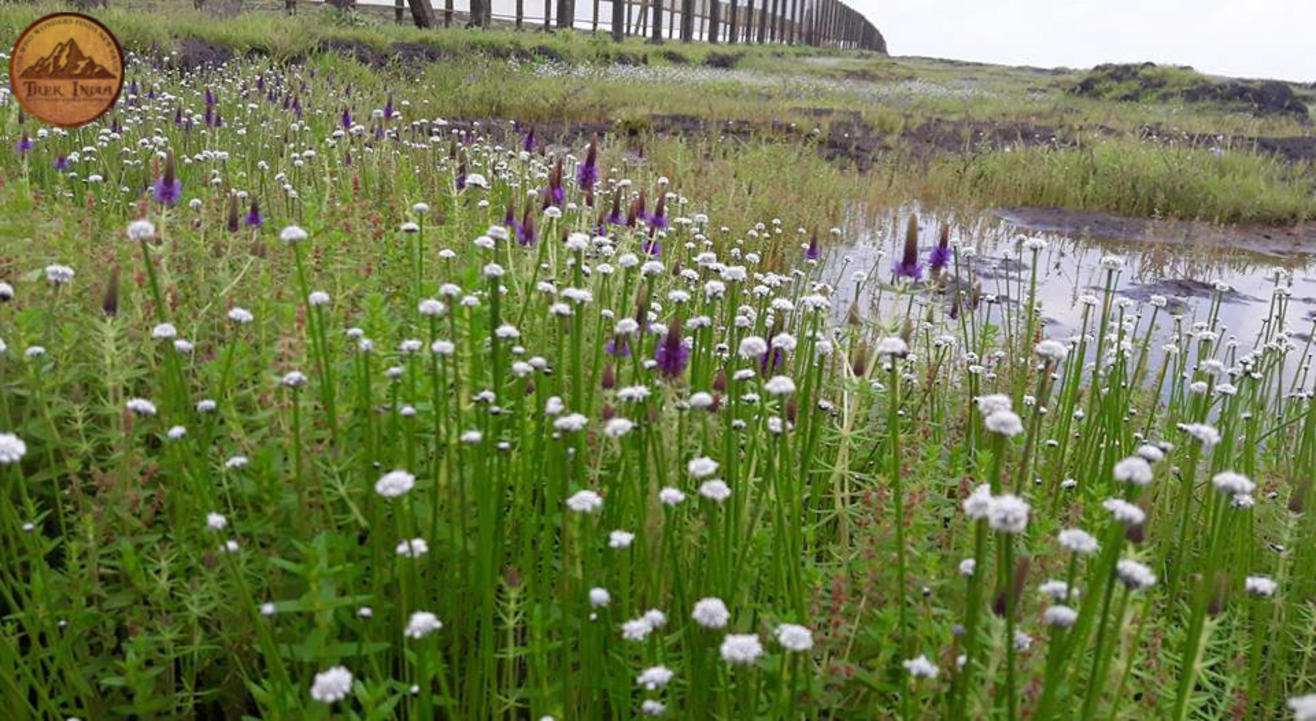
top-left (651, 0), bottom-right (663, 41)
top-left (680, 0), bottom-right (693, 40)
top-left (708, 0), bottom-right (720, 42)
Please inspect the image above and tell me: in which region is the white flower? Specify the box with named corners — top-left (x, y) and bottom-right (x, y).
top-left (975, 394), bottom-right (1013, 416)
top-left (566, 490), bottom-right (603, 513)
top-left (126, 219), bottom-right (156, 242)
top-left (0, 433), bottom-right (27, 464)
top-left (988, 494), bottom-right (1029, 534)
top-left (764, 375), bottom-right (796, 396)
top-left (621, 617), bottom-right (654, 642)
top-left (152, 323), bottom-right (177, 340)
top-left (589, 587), bottom-right (611, 608)
top-left (903, 655), bottom-right (939, 679)
top-left (45, 264), bottom-right (75, 285)
top-left (1289, 695), bottom-right (1316, 721)
top-left (227, 307), bottom-right (254, 324)
top-left (1103, 498), bottom-right (1145, 526)
top-left (553, 413), bottom-right (589, 433)
top-left (640, 700), bottom-right (666, 716)
top-left (1039, 580), bottom-right (1073, 601)
top-left (260, 602), bottom-right (276, 616)
top-left (1135, 444), bottom-right (1165, 463)
top-left (280, 225), bottom-right (308, 243)
top-left (418, 299), bottom-right (446, 316)
top-left (1058, 528), bottom-right (1099, 554)
top-left (964, 484), bottom-right (993, 520)
top-left (692, 597), bottom-right (730, 629)
top-left (1113, 456), bottom-right (1154, 486)
top-left (224, 456), bottom-right (249, 469)
top-left (984, 411), bottom-right (1024, 437)
top-left (308, 291), bottom-right (331, 307)
top-left (206, 512), bottom-right (227, 530)
top-left (1181, 423), bottom-right (1221, 447)
top-left (1043, 605), bottom-right (1078, 628)
top-left (282, 371), bottom-right (308, 388)
top-left (604, 418), bottom-right (635, 437)
top-left (396, 537), bottom-right (429, 557)
top-left (1212, 471), bottom-right (1254, 496)
top-left (738, 336), bottom-right (768, 358)
top-left (698, 480), bottom-right (732, 503)
top-left (609, 530), bottom-right (636, 548)
top-left (775, 624), bottom-right (813, 652)
top-left (1115, 559), bottom-right (1157, 590)
top-left (1035, 340), bottom-right (1068, 362)
top-left (375, 470), bottom-right (416, 498)
top-left (658, 487), bottom-right (686, 506)
top-left (1246, 575), bottom-right (1277, 597)
top-left (196, 399), bottom-right (216, 413)
top-left (404, 611), bottom-right (443, 638)
top-left (687, 456), bottom-right (719, 478)
top-left (309, 666), bottom-right (353, 703)
top-left (720, 634), bottom-right (764, 665)
top-left (959, 558), bottom-right (976, 576)
top-left (637, 666), bottom-right (674, 690)
top-left (876, 337), bottom-right (908, 356)
top-left (126, 398), bottom-right (157, 416)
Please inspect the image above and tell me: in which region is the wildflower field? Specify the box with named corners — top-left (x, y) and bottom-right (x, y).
top-left (3, 8), bottom-right (1316, 721)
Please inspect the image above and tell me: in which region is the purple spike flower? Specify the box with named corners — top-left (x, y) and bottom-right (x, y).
top-left (341, 108), bottom-right (352, 130)
top-left (642, 237), bottom-right (662, 257)
top-left (517, 210), bottom-right (538, 247)
top-left (893, 215), bottom-right (922, 281)
top-left (523, 127), bottom-right (537, 152)
top-left (576, 137), bottom-right (598, 191)
top-left (928, 243), bottom-right (951, 273)
top-left (653, 319), bottom-right (689, 379)
top-left (245, 197), bottom-right (263, 228)
top-left (383, 95), bottom-right (395, 121)
top-left (606, 336), bottom-right (631, 357)
top-left (152, 154), bottom-right (182, 206)
top-left (15, 132), bottom-right (33, 154)
top-left (805, 233), bottom-right (820, 261)
top-left (53, 155), bottom-right (69, 171)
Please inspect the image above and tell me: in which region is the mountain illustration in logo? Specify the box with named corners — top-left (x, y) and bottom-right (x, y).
top-left (18, 39), bottom-right (115, 80)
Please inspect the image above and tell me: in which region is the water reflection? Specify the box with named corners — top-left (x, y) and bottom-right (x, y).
top-left (825, 206), bottom-right (1314, 383)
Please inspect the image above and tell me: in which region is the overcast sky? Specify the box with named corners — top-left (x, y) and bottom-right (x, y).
top-left (857, 0), bottom-right (1316, 82)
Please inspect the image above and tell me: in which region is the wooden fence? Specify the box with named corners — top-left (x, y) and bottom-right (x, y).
top-left (309, 0), bottom-right (883, 51)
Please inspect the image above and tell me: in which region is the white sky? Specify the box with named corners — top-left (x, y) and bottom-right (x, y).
top-left (855, 0), bottom-right (1316, 82)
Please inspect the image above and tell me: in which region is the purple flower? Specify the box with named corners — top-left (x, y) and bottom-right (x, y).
top-left (760, 347), bottom-right (784, 374)
top-left (647, 195), bottom-right (668, 230)
top-left (576, 136), bottom-right (598, 191)
top-left (455, 162), bottom-right (467, 191)
top-left (245, 197), bottom-right (263, 228)
top-left (523, 127), bottom-right (537, 153)
top-left (606, 190), bottom-right (624, 225)
top-left (15, 133), bottom-right (33, 154)
top-left (152, 154), bottom-right (182, 206)
top-left (805, 233), bottom-right (820, 261)
top-left (516, 209), bottom-right (538, 247)
top-left (606, 336), bottom-right (631, 357)
top-left (928, 225), bottom-right (951, 272)
top-left (893, 215), bottom-right (922, 281)
top-left (341, 107), bottom-right (352, 131)
top-left (205, 89), bottom-right (216, 107)
top-left (53, 155), bottom-right (69, 171)
top-left (383, 95), bottom-right (395, 121)
top-left (642, 237), bottom-right (662, 257)
top-left (256, 75), bottom-right (265, 91)
top-left (654, 319), bottom-right (689, 379)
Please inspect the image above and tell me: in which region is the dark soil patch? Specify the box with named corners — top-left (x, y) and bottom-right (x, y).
top-left (660, 50), bottom-right (690, 65)
top-left (704, 52), bottom-right (743, 69)
top-left (1072, 62), bottom-right (1310, 119)
top-left (316, 38), bottom-right (388, 67)
top-left (176, 38), bottom-right (235, 68)
top-left (996, 207), bottom-right (1316, 261)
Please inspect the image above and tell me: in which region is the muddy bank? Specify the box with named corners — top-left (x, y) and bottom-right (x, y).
top-left (995, 207), bottom-right (1316, 261)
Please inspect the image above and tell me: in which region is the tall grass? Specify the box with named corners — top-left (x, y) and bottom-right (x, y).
top-left (1, 31), bottom-right (1315, 721)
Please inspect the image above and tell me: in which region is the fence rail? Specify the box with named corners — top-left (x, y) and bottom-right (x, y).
top-left (303, 0), bottom-right (883, 51)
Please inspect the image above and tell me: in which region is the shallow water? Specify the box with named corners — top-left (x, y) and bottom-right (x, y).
top-left (826, 207), bottom-right (1315, 385)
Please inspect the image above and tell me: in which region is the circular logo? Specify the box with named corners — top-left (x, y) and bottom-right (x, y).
top-left (9, 13), bottom-right (124, 129)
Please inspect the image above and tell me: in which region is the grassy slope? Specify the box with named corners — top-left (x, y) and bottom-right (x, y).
top-left (1, 2), bottom-right (1313, 225)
